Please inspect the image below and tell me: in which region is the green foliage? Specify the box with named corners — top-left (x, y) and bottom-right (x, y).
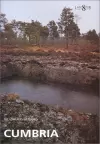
top-left (0, 13), bottom-right (8, 27)
top-left (58, 7), bottom-right (80, 38)
top-left (0, 14), bottom-right (16, 45)
top-left (0, 10), bottom-right (98, 48)
top-left (57, 7), bottom-right (80, 48)
top-left (0, 13), bottom-right (49, 46)
top-left (86, 30), bottom-right (99, 44)
top-left (47, 20), bottom-right (59, 39)
top-left (40, 26), bottom-right (49, 39)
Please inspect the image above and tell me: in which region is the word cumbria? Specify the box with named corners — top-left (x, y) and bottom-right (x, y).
top-left (4, 129), bottom-right (59, 138)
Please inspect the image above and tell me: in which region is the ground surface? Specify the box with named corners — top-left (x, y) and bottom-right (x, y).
top-left (0, 45), bottom-right (99, 143)
top-left (0, 94), bottom-right (99, 144)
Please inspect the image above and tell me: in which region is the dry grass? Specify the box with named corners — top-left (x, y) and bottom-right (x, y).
top-left (0, 43), bottom-right (98, 53)
top-left (0, 43), bottom-right (99, 63)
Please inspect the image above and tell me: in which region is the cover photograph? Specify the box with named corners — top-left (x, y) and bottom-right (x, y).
top-left (0, 0), bottom-right (99, 144)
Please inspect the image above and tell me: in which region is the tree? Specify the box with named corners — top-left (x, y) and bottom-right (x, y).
top-left (68, 21), bottom-right (80, 37)
top-left (17, 21), bottom-right (27, 40)
top-left (31, 21), bottom-right (42, 45)
top-left (47, 20), bottom-right (59, 40)
top-left (24, 20), bottom-right (41, 45)
top-left (0, 13), bottom-right (8, 44)
top-left (40, 26), bottom-right (49, 46)
top-left (4, 23), bottom-right (16, 44)
top-left (86, 29), bottom-right (99, 44)
top-left (11, 20), bottom-right (19, 38)
top-left (10, 20), bottom-right (48, 46)
top-left (0, 13), bottom-right (16, 45)
top-left (58, 7), bottom-right (80, 48)
top-left (25, 21), bottom-right (49, 45)
top-left (73, 14), bottom-right (81, 43)
top-left (0, 13), bottom-right (8, 30)
top-left (40, 26), bottom-right (49, 39)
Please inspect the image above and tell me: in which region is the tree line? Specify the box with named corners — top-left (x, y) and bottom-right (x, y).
top-left (0, 7), bottom-right (99, 48)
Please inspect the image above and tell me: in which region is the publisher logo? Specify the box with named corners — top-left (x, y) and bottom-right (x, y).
top-left (75, 5), bottom-right (91, 11)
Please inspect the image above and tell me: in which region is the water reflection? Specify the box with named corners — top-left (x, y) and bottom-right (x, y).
top-left (0, 79), bottom-right (99, 114)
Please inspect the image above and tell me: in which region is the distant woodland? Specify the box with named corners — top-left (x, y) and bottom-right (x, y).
top-left (0, 7), bottom-right (99, 48)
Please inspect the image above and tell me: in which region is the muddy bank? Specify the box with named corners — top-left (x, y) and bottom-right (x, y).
top-left (0, 55), bottom-right (99, 94)
top-left (0, 94), bottom-right (99, 144)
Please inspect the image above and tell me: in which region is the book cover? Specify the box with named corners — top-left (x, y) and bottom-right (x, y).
top-left (0, 0), bottom-right (99, 143)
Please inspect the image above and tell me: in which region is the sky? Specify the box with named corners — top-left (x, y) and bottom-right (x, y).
top-left (1, 0), bottom-right (100, 34)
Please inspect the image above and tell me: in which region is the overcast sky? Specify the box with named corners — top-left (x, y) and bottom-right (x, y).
top-left (1, 0), bottom-right (100, 33)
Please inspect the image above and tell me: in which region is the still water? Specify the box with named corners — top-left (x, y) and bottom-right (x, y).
top-left (0, 78), bottom-right (99, 114)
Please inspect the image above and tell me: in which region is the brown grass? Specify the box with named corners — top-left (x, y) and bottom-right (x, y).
top-left (0, 44), bottom-right (99, 63)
